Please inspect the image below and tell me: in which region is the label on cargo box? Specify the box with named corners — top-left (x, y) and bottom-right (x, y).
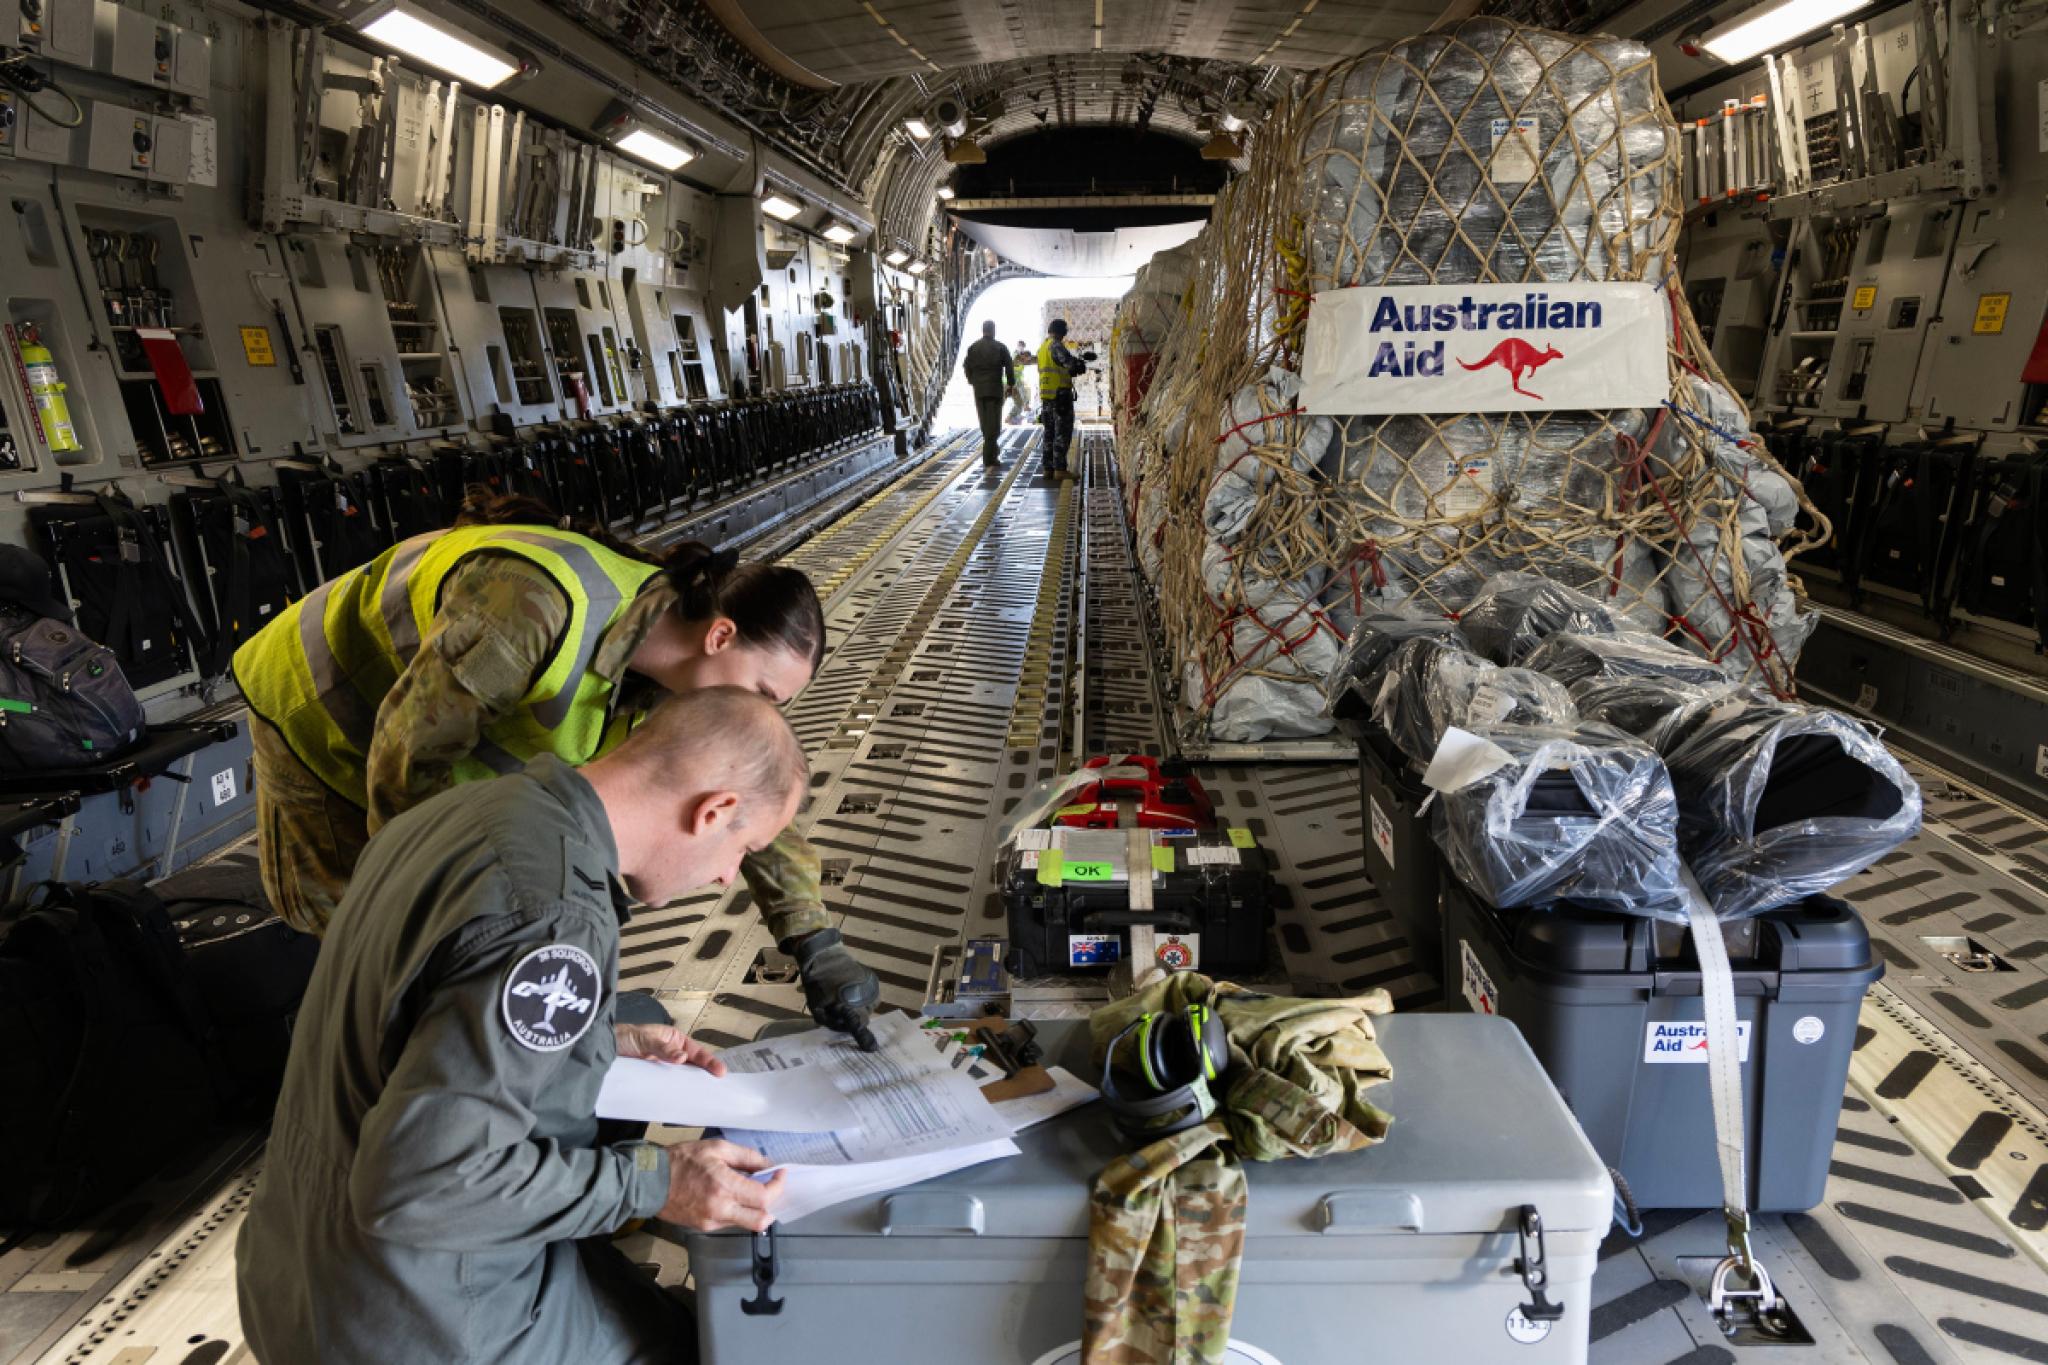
top-left (1369, 795), bottom-right (1395, 868)
top-left (1156, 933), bottom-right (1200, 970)
top-left (1460, 939), bottom-right (1498, 1016)
top-left (210, 768), bottom-right (237, 806)
top-left (1186, 845), bottom-right (1241, 867)
top-left (1437, 456), bottom-right (1494, 517)
top-left (1068, 934), bottom-right (1121, 967)
top-left (1793, 1015), bottom-right (1826, 1044)
top-left (1299, 283), bottom-right (1671, 415)
top-left (1645, 1019), bottom-right (1753, 1063)
top-left (1064, 861), bottom-right (1115, 882)
top-left (1488, 115), bottom-right (1540, 185)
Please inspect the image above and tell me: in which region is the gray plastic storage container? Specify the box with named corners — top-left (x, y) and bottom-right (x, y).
top-left (1442, 882), bottom-right (1883, 1211)
top-left (688, 1015), bottom-right (1612, 1364)
top-left (1358, 730), bottom-right (1444, 974)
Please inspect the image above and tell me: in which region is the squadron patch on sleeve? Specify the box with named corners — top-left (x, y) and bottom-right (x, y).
top-left (501, 944), bottom-right (603, 1052)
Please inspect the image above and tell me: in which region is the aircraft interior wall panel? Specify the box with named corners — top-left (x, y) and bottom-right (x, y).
top-left (1828, 202), bottom-right (1959, 424)
top-left (0, 175), bottom-right (140, 478)
top-left (1914, 39), bottom-right (2048, 432)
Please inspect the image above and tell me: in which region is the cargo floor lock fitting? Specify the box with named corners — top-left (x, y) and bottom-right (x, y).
top-left (1709, 1213), bottom-right (1795, 1340)
top-left (1514, 1205), bottom-right (1564, 1323)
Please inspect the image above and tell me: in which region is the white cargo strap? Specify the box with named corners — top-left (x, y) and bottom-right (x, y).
top-left (1682, 870), bottom-right (1781, 1318)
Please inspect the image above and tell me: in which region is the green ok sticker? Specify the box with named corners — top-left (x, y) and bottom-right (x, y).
top-left (1065, 861), bottom-right (1114, 882)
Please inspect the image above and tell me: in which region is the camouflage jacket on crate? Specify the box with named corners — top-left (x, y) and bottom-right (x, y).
top-left (1083, 974), bottom-right (1395, 1364)
top-left (364, 552), bottom-right (831, 942)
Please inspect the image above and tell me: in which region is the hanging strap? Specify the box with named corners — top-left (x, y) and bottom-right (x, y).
top-left (1684, 869), bottom-right (1781, 1319)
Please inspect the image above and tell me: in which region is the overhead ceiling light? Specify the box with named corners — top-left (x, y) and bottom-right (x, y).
top-left (904, 117), bottom-right (932, 140)
top-left (936, 185), bottom-right (956, 200)
top-left (614, 129), bottom-right (694, 171)
top-left (884, 248), bottom-right (910, 266)
top-left (1700, 0), bottom-right (1873, 62)
top-left (357, 1), bottom-right (521, 88)
top-left (822, 220), bottom-right (857, 245)
top-left (908, 260), bottom-right (928, 275)
top-left (761, 192), bottom-right (803, 221)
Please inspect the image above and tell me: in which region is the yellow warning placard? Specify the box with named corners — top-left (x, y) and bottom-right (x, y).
top-left (1974, 293), bottom-right (2012, 335)
top-left (1851, 285), bottom-right (1877, 311)
top-left (240, 326), bottom-right (277, 366)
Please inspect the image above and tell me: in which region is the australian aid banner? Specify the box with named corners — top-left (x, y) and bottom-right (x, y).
top-left (1298, 282), bottom-right (1672, 414)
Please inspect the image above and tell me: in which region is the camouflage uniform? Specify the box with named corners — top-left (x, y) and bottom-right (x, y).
top-left (1083, 975), bottom-right (1396, 1365)
top-left (250, 552), bottom-right (831, 943)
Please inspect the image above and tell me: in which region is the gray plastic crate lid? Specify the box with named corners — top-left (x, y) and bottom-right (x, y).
top-left (754, 1014), bottom-right (1611, 1243)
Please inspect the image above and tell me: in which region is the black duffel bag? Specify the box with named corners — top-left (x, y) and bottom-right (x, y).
top-left (0, 880), bottom-right (223, 1227)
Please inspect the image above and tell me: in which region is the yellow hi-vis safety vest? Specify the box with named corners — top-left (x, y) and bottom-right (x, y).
top-left (1037, 338), bottom-right (1074, 397)
top-left (233, 524), bottom-right (662, 809)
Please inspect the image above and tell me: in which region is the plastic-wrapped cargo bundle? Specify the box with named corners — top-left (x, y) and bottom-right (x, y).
top-left (1370, 635), bottom-right (1576, 766)
top-left (1575, 676), bottom-right (1746, 748)
top-left (1292, 21), bottom-right (1689, 624)
top-left (1135, 18), bottom-right (1816, 742)
top-left (1433, 721), bottom-right (1684, 914)
top-left (1193, 542), bottom-right (1349, 742)
top-left (1523, 631), bottom-right (1730, 690)
top-left (1322, 601), bottom-right (1464, 714)
top-left (1655, 377), bottom-right (1818, 674)
top-left (1456, 571), bottom-right (1637, 664)
top-left (1661, 699), bottom-right (1923, 918)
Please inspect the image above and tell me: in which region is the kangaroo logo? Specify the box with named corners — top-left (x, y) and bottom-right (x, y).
top-left (1458, 337), bottom-right (1564, 400)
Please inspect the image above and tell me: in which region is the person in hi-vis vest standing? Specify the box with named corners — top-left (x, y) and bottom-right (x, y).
top-left (1037, 318), bottom-right (1086, 478)
top-left (231, 494), bottom-right (881, 1043)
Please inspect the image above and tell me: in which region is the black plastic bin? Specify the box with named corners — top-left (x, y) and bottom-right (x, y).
top-left (1442, 879), bottom-right (1883, 1211)
top-left (1358, 728), bottom-right (1444, 976)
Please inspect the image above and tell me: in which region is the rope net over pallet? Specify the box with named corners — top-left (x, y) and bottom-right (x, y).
top-left (1114, 19), bottom-right (1826, 743)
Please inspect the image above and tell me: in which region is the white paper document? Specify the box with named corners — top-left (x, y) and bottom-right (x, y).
top-left (721, 1011), bottom-right (1017, 1165)
top-left (593, 1056), bottom-right (859, 1131)
top-left (763, 1138), bottom-right (1022, 1225)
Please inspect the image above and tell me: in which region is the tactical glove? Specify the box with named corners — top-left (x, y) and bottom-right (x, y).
top-left (787, 928), bottom-right (880, 1050)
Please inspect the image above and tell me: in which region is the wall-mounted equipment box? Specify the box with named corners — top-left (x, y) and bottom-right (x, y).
top-left (84, 102), bottom-right (190, 184)
top-left (93, 1), bottom-right (210, 98)
top-left (13, 0), bottom-right (95, 70)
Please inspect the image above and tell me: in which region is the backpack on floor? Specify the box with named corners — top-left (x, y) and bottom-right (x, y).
top-left (0, 880), bottom-right (223, 1228)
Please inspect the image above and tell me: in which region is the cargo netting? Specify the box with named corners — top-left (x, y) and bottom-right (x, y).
top-left (1112, 18), bottom-right (1828, 743)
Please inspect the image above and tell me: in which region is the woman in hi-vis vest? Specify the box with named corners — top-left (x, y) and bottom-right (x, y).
top-left (232, 492), bottom-right (882, 1039)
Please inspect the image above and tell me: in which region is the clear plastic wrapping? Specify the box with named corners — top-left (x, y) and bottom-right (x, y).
top-left (1432, 721), bottom-right (1684, 915)
top-left (1660, 698), bottom-right (1924, 918)
top-left (1322, 602), bottom-right (1465, 714)
top-left (1523, 630), bottom-right (1730, 690)
top-left (1370, 635), bottom-right (1577, 767)
top-left (1573, 676), bottom-right (1746, 748)
top-left (1455, 572), bottom-right (1637, 664)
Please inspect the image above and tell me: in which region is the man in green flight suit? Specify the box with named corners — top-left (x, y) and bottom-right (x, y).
top-left (236, 687), bottom-right (804, 1364)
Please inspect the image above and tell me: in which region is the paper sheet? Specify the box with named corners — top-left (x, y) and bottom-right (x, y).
top-left (1421, 726), bottom-right (1515, 794)
top-left (720, 1012), bottom-right (1016, 1165)
top-left (593, 1056), bottom-right (859, 1131)
top-left (990, 1066), bottom-right (1099, 1131)
top-left (763, 1139), bottom-right (1022, 1225)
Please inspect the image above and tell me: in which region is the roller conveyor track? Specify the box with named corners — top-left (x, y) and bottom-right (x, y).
top-left (13, 428), bottom-right (2048, 1364)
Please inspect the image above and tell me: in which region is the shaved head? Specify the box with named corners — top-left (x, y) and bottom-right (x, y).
top-left (589, 687), bottom-right (809, 902)
top-left (611, 686), bottom-right (805, 817)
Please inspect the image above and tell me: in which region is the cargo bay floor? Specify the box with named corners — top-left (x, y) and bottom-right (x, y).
top-left (8, 427), bottom-right (2048, 1364)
